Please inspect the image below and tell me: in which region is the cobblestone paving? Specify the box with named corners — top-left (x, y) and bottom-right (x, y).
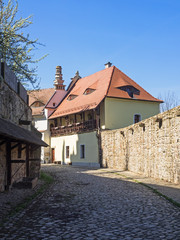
top-left (0, 165), bottom-right (180, 240)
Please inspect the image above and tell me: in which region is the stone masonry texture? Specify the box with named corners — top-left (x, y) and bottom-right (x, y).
top-left (0, 65), bottom-right (40, 191)
top-left (101, 106), bottom-right (180, 184)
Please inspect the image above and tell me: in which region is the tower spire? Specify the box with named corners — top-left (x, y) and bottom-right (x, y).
top-left (54, 66), bottom-right (66, 90)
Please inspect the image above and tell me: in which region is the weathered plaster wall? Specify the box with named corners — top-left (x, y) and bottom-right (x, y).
top-left (101, 106), bottom-right (180, 183)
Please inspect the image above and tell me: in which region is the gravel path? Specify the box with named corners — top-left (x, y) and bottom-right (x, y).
top-left (0, 165), bottom-right (180, 240)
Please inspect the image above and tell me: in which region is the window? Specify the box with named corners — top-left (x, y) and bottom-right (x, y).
top-left (66, 146), bottom-right (70, 158)
top-left (83, 88), bottom-right (95, 95)
top-left (31, 101), bottom-right (44, 107)
top-left (53, 102), bottom-right (56, 107)
top-left (118, 85), bottom-right (140, 98)
top-left (67, 94), bottom-right (78, 100)
top-left (80, 145), bottom-right (85, 159)
top-left (134, 114), bottom-right (141, 123)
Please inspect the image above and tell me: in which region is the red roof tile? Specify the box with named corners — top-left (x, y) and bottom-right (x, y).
top-left (28, 88), bottom-right (55, 106)
top-left (45, 90), bottom-right (67, 109)
top-left (107, 67), bottom-right (163, 102)
top-left (31, 106), bottom-right (44, 116)
top-left (50, 66), bottom-right (162, 119)
top-left (50, 67), bottom-right (114, 119)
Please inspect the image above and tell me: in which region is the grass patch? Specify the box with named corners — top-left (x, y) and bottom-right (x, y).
top-left (40, 171), bottom-right (54, 185)
top-left (0, 171), bottom-right (54, 226)
top-left (138, 181), bottom-right (180, 208)
top-left (111, 171), bottom-right (180, 208)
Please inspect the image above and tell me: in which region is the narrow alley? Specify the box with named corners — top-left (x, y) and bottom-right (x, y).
top-left (0, 165), bottom-right (179, 240)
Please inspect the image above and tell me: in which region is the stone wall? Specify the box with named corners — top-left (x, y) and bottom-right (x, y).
top-left (1, 62), bottom-right (28, 103)
top-left (101, 106), bottom-right (180, 184)
top-left (0, 76), bottom-right (31, 126)
top-left (0, 62), bottom-right (41, 191)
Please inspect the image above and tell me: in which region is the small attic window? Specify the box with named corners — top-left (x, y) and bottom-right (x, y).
top-left (31, 101), bottom-right (44, 107)
top-left (118, 85), bottom-right (140, 98)
top-left (53, 103), bottom-right (56, 106)
top-left (67, 94), bottom-right (77, 101)
top-left (84, 88), bottom-right (95, 95)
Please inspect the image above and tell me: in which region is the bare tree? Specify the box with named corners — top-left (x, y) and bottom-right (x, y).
top-left (0, 0), bottom-right (47, 88)
top-left (158, 91), bottom-right (180, 113)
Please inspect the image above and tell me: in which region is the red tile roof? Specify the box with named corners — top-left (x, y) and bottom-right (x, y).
top-left (31, 106), bottom-right (44, 116)
top-left (107, 67), bottom-right (163, 102)
top-left (28, 88), bottom-right (55, 106)
top-left (45, 90), bottom-right (67, 109)
top-left (28, 88), bottom-right (55, 116)
top-left (49, 66), bottom-right (162, 119)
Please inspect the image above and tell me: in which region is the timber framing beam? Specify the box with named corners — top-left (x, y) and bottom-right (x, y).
top-left (11, 160), bottom-right (26, 163)
top-left (26, 143), bottom-right (30, 177)
top-left (6, 141), bottom-right (11, 189)
top-left (29, 158), bottom-right (41, 162)
top-left (21, 146), bottom-right (26, 150)
top-left (11, 143), bottom-right (20, 150)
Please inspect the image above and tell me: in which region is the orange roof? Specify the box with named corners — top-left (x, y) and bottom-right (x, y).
top-left (107, 67), bottom-right (163, 102)
top-left (31, 106), bottom-right (44, 116)
top-left (28, 88), bottom-right (55, 106)
top-left (28, 88), bottom-right (55, 116)
top-left (50, 66), bottom-right (162, 119)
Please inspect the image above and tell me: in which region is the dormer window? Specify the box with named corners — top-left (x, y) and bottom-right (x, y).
top-left (118, 85), bottom-right (140, 98)
top-left (84, 88), bottom-right (95, 95)
top-left (67, 94), bottom-right (77, 101)
top-left (31, 101), bottom-right (44, 107)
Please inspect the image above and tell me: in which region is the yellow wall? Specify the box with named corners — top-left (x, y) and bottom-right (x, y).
top-left (51, 131), bottom-right (99, 167)
top-left (61, 117), bottom-right (66, 125)
top-left (104, 97), bottom-right (160, 129)
top-left (100, 101), bottom-right (105, 129)
top-left (76, 114), bottom-right (82, 122)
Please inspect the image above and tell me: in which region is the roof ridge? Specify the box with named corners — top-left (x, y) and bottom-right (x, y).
top-left (44, 91), bottom-right (56, 108)
top-left (78, 65), bottom-right (114, 81)
top-left (105, 66), bottom-right (115, 97)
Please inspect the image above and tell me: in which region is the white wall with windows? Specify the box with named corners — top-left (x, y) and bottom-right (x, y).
top-left (51, 131), bottom-right (99, 167)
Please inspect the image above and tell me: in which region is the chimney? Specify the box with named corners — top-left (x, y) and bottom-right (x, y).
top-left (104, 62), bottom-right (112, 69)
top-left (54, 66), bottom-right (66, 90)
top-left (66, 71), bottom-right (81, 92)
top-left (71, 71), bottom-right (81, 82)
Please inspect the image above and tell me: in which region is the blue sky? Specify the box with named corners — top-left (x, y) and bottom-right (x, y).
top-left (17, 0), bottom-right (180, 99)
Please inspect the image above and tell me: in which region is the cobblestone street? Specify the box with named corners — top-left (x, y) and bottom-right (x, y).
top-left (0, 165), bottom-right (180, 240)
